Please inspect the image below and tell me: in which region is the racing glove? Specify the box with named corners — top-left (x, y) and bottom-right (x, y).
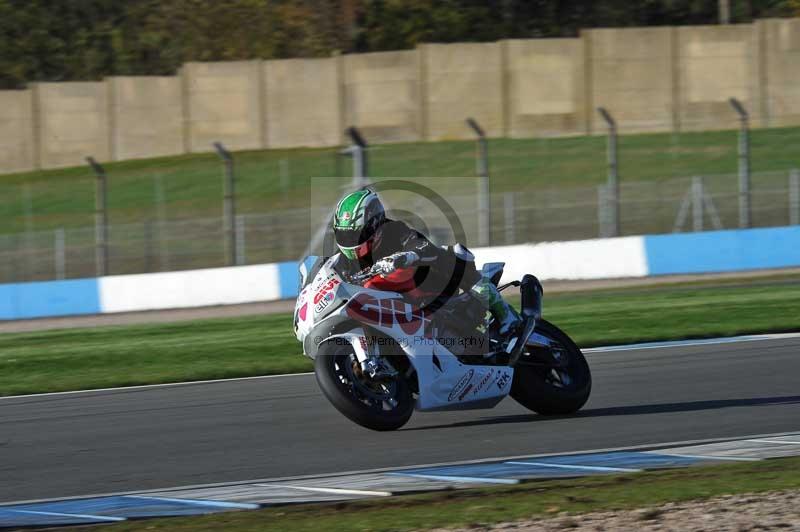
top-left (373, 251), bottom-right (420, 276)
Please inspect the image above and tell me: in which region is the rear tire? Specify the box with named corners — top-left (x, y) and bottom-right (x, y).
top-left (315, 340), bottom-right (414, 431)
top-left (510, 319), bottom-right (591, 415)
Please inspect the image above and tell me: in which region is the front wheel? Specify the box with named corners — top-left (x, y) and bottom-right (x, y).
top-left (315, 340), bottom-right (414, 431)
top-left (510, 319), bottom-right (591, 415)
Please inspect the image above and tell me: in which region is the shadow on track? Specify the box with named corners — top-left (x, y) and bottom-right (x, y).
top-left (404, 395), bottom-right (800, 431)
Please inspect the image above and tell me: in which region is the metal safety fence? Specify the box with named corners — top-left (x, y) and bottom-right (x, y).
top-left (2, 169), bottom-right (798, 285)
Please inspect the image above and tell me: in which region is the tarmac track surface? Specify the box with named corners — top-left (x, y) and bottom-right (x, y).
top-left (1, 336), bottom-right (799, 504)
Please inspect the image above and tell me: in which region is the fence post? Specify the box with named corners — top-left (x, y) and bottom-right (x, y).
top-left (341, 127), bottom-right (369, 187)
top-left (280, 158), bottom-right (290, 203)
top-left (790, 169), bottom-right (800, 226)
top-left (153, 173), bottom-right (170, 270)
top-left (144, 220), bottom-right (154, 273)
top-left (236, 214), bottom-right (246, 265)
top-left (86, 156), bottom-right (109, 276)
top-left (729, 98), bottom-right (751, 228)
top-left (691, 176), bottom-right (705, 232)
top-left (597, 107), bottom-right (620, 237)
top-left (213, 142), bottom-right (238, 266)
top-left (504, 192), bottom-right (516, 245)
top-left (54, 228), bottom-right (65, 280)
top-left (466, 118), bottom-right (491, 247)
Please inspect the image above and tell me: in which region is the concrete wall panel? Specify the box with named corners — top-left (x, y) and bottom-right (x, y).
top-left (506, 38), bottom-right (586, 137)
top-left (184, 61), bottom-right (263, 152)
top-left (36, 82), bottom-right (110, 169)
top-left (587, 28), bottom-right (675, 133)
top-left (0, 90), bottom-right (36, 172)
top-left (264, 58), bottom-right (340, 148)
top-left (343, 50), bottom-right (420, 143)
top-left (762, 18), bottom-right (800, 127)
top-left (110, 76), bottom-right (183, 160)
top-left (677, 25), bottom-right (759, 130)
top-left (423, 42), bottom-right (504, 140)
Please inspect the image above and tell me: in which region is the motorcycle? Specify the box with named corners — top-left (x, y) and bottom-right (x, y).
top-left (293, 252), bottom-right (591, 431)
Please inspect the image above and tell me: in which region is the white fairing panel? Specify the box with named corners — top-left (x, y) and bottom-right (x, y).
top-left (297, 257), bottom-right (514, 412)
top-left (341, 290), bottom-right (513, 411)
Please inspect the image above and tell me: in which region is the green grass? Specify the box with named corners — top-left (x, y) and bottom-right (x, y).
top-left (2, 279), bottom-right (800, 396)
top-left (66, 456), bottom-right (800, 532)
top-left (2, 126), bottom-right (799, 233)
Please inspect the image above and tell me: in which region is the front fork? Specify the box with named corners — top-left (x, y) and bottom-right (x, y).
top-left (332, 328), bottom-right (399, 379)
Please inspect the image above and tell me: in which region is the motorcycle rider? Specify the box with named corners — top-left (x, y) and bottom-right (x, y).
top-left (332, 188), bottom-right (521, 337)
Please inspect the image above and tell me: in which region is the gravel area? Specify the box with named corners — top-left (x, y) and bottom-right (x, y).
top-left (442, 490), bottom-right (800, 531)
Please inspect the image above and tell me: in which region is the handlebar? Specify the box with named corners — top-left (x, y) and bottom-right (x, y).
top-left (348, 265), bottom-right (380, 284)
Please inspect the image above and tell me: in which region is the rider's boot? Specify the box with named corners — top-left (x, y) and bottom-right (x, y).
top-left (470, 277), bottom-right (522, 338)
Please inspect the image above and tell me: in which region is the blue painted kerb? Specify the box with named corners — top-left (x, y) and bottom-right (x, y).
top-left (278, 261), bottom-right (300, 299)
top-left (645, 225), bottom-right (800, 276)
top-left (0, 278), bottom-right (101, 320)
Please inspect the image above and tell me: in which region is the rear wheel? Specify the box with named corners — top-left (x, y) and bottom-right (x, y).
top-left (510, 319), bottom-right (591, 415)
top-left (315, 340), bottom-right (414, 431)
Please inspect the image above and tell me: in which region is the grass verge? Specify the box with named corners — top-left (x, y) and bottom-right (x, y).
top-left (67, 456), bottom-right (800, 531)
top-left (1, 279), bottom-right (799, 396)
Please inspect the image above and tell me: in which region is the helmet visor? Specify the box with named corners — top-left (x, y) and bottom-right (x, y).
top-left (334, 225), bottom-right (376, 248)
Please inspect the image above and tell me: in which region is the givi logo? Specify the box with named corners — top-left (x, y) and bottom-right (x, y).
top-left (345, 293), bottom-right (433, 337)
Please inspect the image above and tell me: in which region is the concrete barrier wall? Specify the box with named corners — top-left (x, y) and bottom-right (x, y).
top-left (264, 58), bottom-right (341, 148)
top-left (6, 225), bottom-right (800, 320)
top-left (587, 27), bottom-right (676, 133)
top-left (506, 38), bottom-right (586, 137)
top-left (762, 18), bottom-right (800, 127)
top-left (343, 50), bottom-right (421, 143)
top-left (35, 82), bottom-right (110, 168)
top-left (183, 61), bottom-right (264, 152)
top-left (677, 24), bottom-right (761, 130)
top-left (99, 264), bottom-right (281, 313)
top-left (109, 77), bottom-right (184, 160)
top-left (1, 18), bottom-right (799, 175)
top-left (423, 42), bottom-right (505, 140)
top-left (0, 90), bottom-right (36, 172)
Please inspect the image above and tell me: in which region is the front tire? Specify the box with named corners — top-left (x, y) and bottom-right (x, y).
top-left (510, 319), bottom-right (591, 415)
top-left (315, 340), bottom-right (414, 431)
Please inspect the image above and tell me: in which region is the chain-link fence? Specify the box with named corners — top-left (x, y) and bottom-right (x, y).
top-left (3, 168), bottom-right (799, 284)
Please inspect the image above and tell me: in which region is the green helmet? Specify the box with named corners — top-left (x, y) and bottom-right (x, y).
top-left (333, 188), bottom-right (386, 260)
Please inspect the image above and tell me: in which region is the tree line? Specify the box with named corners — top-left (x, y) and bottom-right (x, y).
top-left (1, 0), bottom-right (798, 90)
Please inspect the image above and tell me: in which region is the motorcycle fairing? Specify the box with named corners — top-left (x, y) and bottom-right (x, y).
top-left (296, 257), bottom-right (513, 412)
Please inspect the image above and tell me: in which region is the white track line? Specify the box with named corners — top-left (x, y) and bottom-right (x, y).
top-left (505, 461), bottom-right (640, 473)
top-left (747, 439), bottom-right (800, 445)
top-left (126, 495), bottom-right (259, 509)
top-left (0, 372), bottom-right (313, 401)
top-left (583, 332), bottom-right (800, 353)
top-left (386, 473), bottom-right (518, 485)
top-left (3, 332), bottom-right (799, 401)
top-left (253, 484), bottom-right (391, 497)
top-left (5, 509), bottom-right (126, 522)
top-left (650, 453), bottom-right (760, 462)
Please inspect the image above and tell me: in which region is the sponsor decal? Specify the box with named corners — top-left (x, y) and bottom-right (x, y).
top-left (345, 293), bottom-right (433, 337)
top-left (342, 211), bottom-right (351, 221)
top-left (471, 369), bottom-right (495, 396)
top-left (312, 271), bottom-right (337, 291)
top-left (313, 277), bottom-right (340, 310)
top-left (496, 372), bottom-right (511, 391)
top-left (447, 369), bottom-right (475, 402)
top-left (314, 291), bottom-right (335, 314)
top-left (458, 383), bottom-right (474, 401)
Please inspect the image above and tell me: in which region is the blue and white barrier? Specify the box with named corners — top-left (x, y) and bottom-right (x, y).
top-left (2, 225), bottom-right (799, 321)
